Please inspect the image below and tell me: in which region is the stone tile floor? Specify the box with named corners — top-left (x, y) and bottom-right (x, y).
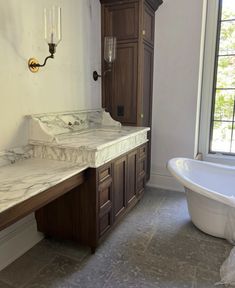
top-left (0, 188), bottom-right (232, 288)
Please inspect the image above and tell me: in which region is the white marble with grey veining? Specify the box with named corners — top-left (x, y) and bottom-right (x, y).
top-left (0, 158), bottom-right (87, 213)
top-left (28, 110), bottom-right (150, 167)
top-left (28, 109), bottom-right (121, 143)
top-left (0, 146), bottom-right (33, 168)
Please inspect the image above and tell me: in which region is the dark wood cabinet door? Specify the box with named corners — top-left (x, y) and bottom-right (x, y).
top-left (141, 43), bottom-right (154, 127)
top-left (141, 44), bottom-right (154, 180)
top-left (127, 149), bottom-right (138, 206)
top-left (102, 1), bottom-right (139, 41)
top-left (113, 156), bottom-right (127, 221)
top-left (143, 3), bottom-right (155, 46)
top-left (109, 42), bottom-right (138, 124)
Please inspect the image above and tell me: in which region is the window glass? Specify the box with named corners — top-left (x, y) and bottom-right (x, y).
top-left (210, 0), bottom-right (235, 154)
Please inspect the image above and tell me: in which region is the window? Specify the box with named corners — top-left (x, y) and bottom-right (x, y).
top-left (199, 0), bottom-right (235, 164)
top-left (210, 0), bottom-right (235, 154)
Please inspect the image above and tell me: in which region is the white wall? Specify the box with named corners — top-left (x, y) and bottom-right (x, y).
top-left (149, 0), bottom-right (204, 191)
top-left (0, 0), bottom-right (101, 270)
top-left (0, 0), bottom-right (101, 150)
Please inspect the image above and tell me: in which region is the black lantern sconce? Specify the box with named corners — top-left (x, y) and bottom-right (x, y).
top-left (28, 6), bottom-right (62, 73)
top-left (93, 36), bottom-right (117, 81)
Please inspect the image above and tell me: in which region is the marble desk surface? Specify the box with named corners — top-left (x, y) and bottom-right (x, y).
top-left (0, 159), bottom-right (87, 214)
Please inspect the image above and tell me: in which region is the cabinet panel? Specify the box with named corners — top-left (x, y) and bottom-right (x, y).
top-left (127, 150), bottom-right (138, 206)
top-left (99, 212), bottom-right (112, 237)
top-left (142, 44), bottom-right (154, 180)
top-left (141, 44), bottom-right (154, 127)
top-left (110, 42), bottom-right (138, 124)
top-left (103, 1), bottom-right (139, 40)
top-left (113, 156), bottom-right (127, 220)
top-left (143, 3), bottom-right (155, 46)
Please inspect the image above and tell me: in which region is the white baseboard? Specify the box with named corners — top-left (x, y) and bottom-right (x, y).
top-left (148, 170), bottom-right (184, 192)
top-left (0, 214), bottom-right (44, 271)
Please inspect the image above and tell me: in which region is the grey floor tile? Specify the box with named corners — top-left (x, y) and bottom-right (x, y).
top-left (193, 266), bottom-right (224, 288)
top-left (0, 188), bottom-right (229, 288)
top-left (147, 214), bottom-right (231, 271)
top-left (0, 245), bottom-right (54, 288)
top-left (104, 254), bottom-right (195, 288)
top-left (23, 255), bottom-right (80, 288)
top-left (37, 238), bottom-right (90, 262)
top-left (0, 280), bottom-right (14, 288)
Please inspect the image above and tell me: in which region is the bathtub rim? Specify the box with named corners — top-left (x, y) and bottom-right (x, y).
top-left (167, 157), bottom-right (235, 208)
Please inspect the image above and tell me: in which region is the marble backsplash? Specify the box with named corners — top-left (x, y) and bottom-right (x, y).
top-left (28, 109), bottom-right (121, 143)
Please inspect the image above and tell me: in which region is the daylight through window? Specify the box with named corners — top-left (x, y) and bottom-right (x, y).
top-left (210, 0), bottom-right (235, 154)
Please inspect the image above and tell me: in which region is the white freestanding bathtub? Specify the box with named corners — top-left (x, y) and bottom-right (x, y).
top-left (167, 158), bottom-right (235, 239)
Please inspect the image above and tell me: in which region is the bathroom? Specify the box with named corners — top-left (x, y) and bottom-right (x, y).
top-left (0, 0), bottom-right (234, 287)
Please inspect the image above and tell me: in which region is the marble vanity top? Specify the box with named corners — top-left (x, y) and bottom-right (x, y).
top-left (28, 109), bottom-right (150, 167)
top-left (0, 158), bottom-right (87, 214)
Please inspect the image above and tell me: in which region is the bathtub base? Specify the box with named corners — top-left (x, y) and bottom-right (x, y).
top-left (185, 188), bottom-right (227, 239)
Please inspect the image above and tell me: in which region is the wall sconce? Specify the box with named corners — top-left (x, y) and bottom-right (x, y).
top-left (93, 36), bottom-right (117, 81)
top-left (28, 6), bottom-right (62, 73)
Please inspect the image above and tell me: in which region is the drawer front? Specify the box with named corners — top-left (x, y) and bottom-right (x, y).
top-left (98, 164), bottom-right (112, 183)
top-left (99, 185), bottom-right (112, 210)
top-left (139, 144), bottom-right (147, 159)
top-left (99, 211), bottom-right (112, 237)
top-left (138, 158), bottom-right (146, 177)
top-left (98, 164), bottom-right (113, 238)
top-left (138, 175), bottom-right (145, 197)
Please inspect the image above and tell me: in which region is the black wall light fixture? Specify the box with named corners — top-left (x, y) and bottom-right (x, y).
top-left (28, 6), bottom-right (62, 73)
top-left (93, 36), bottom-right (117, 81)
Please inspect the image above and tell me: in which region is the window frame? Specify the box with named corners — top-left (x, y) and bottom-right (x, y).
top-left (198, 0), bottom-right (235, 165)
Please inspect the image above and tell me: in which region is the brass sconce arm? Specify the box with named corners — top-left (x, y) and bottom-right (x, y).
top-left (28, 44), bottom-right (56, 73)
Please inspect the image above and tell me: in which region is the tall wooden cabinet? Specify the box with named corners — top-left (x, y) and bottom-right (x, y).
top-left (100, 0), bottom-right (163, 179)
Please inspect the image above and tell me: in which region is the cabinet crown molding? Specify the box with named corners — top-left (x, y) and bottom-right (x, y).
top-left (99, 0), bottom-right (163, 12)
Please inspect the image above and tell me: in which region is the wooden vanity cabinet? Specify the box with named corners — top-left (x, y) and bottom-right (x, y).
top-left (85, 144), bottom-right (147, 251)
top-left (100, 0), bottom-right (163, 180)
top-left (35, 144), bottom-right (147, 252)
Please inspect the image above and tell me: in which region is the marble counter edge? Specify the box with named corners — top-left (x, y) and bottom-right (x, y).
top-left (0, 159), bottom-right (88, 214)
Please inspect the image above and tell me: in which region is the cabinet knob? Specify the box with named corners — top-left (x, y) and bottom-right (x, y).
top-left (140, 113), bottom-right (144, 119)
top-left (142, 30), bottom-right (146, 36)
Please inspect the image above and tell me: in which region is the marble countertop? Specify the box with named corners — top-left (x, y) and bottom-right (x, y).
top-left (33, 126), bottom-right (149, 150)
top-left (28, 110), bottom-right (150, 167)
top-left (0, 158), bottom-right (87, 214)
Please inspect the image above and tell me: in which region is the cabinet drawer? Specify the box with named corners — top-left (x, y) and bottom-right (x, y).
top-left (99, 211), bottom-right (112, 237)
top-left (138, 176), bottom-right (145, 197)
top-left (138, 158), bottom-right (146, 177)
top-left (98, 164), bottom-right (112, 183)
top-left (99, 185), bottom-right (112, 210)
top-left (139, 144), bottom-right (147, 159)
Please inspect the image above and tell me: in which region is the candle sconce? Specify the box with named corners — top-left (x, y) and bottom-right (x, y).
top-left (28, 6), bottom-right (62, 73)
top-left (93, 36), bottom-right (117, 81)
